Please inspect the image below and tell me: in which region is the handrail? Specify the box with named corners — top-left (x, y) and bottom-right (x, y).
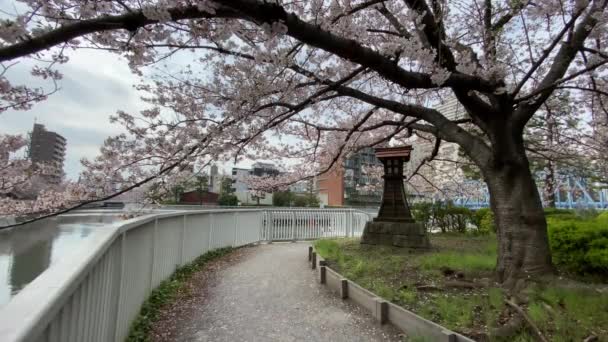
top-left (0, 225), bottom-right (119, 341)
top-left (0, 208), bottom-right (372, 342)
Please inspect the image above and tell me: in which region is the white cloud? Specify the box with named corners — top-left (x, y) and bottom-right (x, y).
top-left (0, 49), bottom-right (146, 179)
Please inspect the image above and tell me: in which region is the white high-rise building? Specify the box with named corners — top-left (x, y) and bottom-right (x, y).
top-left (405, 97), bottom-right (470, 198)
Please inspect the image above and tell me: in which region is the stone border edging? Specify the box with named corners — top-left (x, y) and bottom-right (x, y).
top-left (308, 246), bottom-right (475, 342)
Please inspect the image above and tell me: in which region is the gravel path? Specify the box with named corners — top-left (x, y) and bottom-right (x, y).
top-left (154, 242), bottom-right (403, 342)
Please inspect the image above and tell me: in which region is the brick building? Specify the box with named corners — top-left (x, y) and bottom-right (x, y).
top-left (315, 147), bottom-right (383, 206)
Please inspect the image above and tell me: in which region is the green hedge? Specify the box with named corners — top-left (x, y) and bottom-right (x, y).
top-left (411, 202), bottom-right (493, 234)
top-left (544, 207), bottom-right (577, 220)
top-left (411, 203), bottom-right (608, 274)
top-left (218, 193), bottom-right (238, 206)
top-left (548, 214), bottom-right (608, 274)
top-left (411, 202), bottom-right (473, 233)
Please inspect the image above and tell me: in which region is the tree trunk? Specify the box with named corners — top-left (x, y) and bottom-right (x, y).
top-left (484, 156), bottom-right (554, 286)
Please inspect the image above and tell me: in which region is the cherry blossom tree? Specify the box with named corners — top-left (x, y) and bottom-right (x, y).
top-left (0, 133), bottom-right (79, 216)
top-left (1, 134), bottom-right (34, 199)
top-left (0, 0), bottom-right (607, 284)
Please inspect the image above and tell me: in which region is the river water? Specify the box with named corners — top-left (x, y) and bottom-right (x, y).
top-left (0, 213), bottom-right (121, 308)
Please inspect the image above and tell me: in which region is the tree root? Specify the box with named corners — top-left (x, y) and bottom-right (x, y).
top-left (505, 298), bottom-right (549, 342)
top-left (444, 280), bottom-right (482, 289)
top-left (583, 334), bottom-right (598, 342)
top-left (491, 314), bottom-right (523, 339)
top-left (415, 284), bottom-right (442, 291)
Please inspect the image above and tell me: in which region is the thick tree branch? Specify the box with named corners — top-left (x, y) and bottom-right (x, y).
top-left (511, 6), bottom-right (586, 97)
top-left (376, 5), bottom-right (412, 40)
top-left (401, 0), bottom-right (456, 69)
top-left (515, 58), bottom-right (608, 104)
top-left (491, 1), bottom-right (530, 32)
top-left (0, 0), bottom-right (499, 93)
top-left (0, 6), bottom-right (240, 62)
top-left (331, 0), bottom-right (386, 24)
top-left (512, 0), bottom-right (607, 128)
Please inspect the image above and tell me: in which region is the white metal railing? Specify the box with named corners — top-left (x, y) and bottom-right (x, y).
top-left (261, 209), bottom-right (371, 241)
top-left (0, 208), bottom-right (371, 342)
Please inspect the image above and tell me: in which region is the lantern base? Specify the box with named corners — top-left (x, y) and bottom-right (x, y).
top-left (360, 221), bottom-right (430, 248)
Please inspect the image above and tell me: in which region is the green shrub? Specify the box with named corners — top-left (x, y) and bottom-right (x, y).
top-left (414, 202), bottom-right (483, 233)
top-left (412, 202), bottom-right (433, 230)
top-left (471, 208), bottom-right (495, 234)
top-left (272, 190), bottom-right (294, 206)
top-left (544, 208), bottom-right (574, 217)
top-left (597, 210), bottom-right (608, 222)
top-left (548, 217), bottom-right (608, 274)
top-left (574, 206), bottom-right (599, 220)
top-left (218, 193), bottom-right (238, 206)
top-left (293, 193), bottom-right (320, 207)
top-left (479, 210), bottom-right (495, 234)
top-left (471, 208), bottom-right (488, 229)
top-left (445, 205), bottom-right (473, 233)
top-left (544, 208), bottom-right (578, 221)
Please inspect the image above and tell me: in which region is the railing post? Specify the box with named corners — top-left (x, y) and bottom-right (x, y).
top-left (291, 211), bottom-right (296, 242)
top-left (113, 232), bottom-right (127, 342)
top-left (268, 210), bottom-right (274, 243)
top-left (320, 265), bottom-right (326, 284)
top-left (340, 279), bottom-right (349, 299)
top-left (258, 210), bottom-right (265, 243)
top-left (374, 299), bottom-right (389, 324)
top-left (180, 215), bottom-right (187, 264)
top-left (233, 212), bottom-right (239, 247)
top-left (149, 219), bottom-right (157, 290)
top-left (208, 213), bottom-right (214, 250)
top-left (349, 210), bottom-right (354, 237)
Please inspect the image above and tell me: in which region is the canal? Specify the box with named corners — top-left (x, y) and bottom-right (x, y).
top-left (0, 213), bottom-right (122, 308)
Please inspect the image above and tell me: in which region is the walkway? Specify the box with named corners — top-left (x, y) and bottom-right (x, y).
top-left (152, 242), bottom-right (402, 341)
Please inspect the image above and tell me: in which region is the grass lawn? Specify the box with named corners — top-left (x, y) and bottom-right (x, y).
top-left (314, 235), bottom-right (608, 341)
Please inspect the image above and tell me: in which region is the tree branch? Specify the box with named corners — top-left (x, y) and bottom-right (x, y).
top-left (0, 6), bottom-right (240, 62)
top-left (511, 6), bottom-right (586, 97)
top-left (512, 0), bottom-right (607, 128)
top-left (491, 1), bottom-right (530, 32)
top-left (0, 0), bottom-right (499, 93)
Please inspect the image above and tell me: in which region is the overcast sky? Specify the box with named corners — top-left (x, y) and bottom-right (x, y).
top-left (1, 48), bottom-right (143, 179)
top-left (0, 46), bottom-right (258, 179)
top-left (0, 1), bottom-right (280, 180)
top-left (0, 0), bottom-right (149, 179)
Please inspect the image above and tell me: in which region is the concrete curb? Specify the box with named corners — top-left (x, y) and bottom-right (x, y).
top-left (308, 246), bottom-right (475, 342)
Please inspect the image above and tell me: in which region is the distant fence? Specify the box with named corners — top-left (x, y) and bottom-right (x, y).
top-left (0, 208), bottom-right (372, 342)
top-left (262, 209), bottom-right (371, 241)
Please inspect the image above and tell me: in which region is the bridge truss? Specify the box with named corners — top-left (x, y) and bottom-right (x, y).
top-left (443, 176), bottom-right (608, 210)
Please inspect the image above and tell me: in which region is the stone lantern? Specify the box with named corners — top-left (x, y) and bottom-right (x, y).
top-left (360, 146), bottom-right (430, 248)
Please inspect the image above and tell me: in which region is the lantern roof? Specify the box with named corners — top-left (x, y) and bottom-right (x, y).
top-left (374, 146), bottom-right (413, 160)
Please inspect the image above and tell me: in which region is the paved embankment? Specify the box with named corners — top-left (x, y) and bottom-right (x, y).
top-left (151, 242), bottom-right (402, 342)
